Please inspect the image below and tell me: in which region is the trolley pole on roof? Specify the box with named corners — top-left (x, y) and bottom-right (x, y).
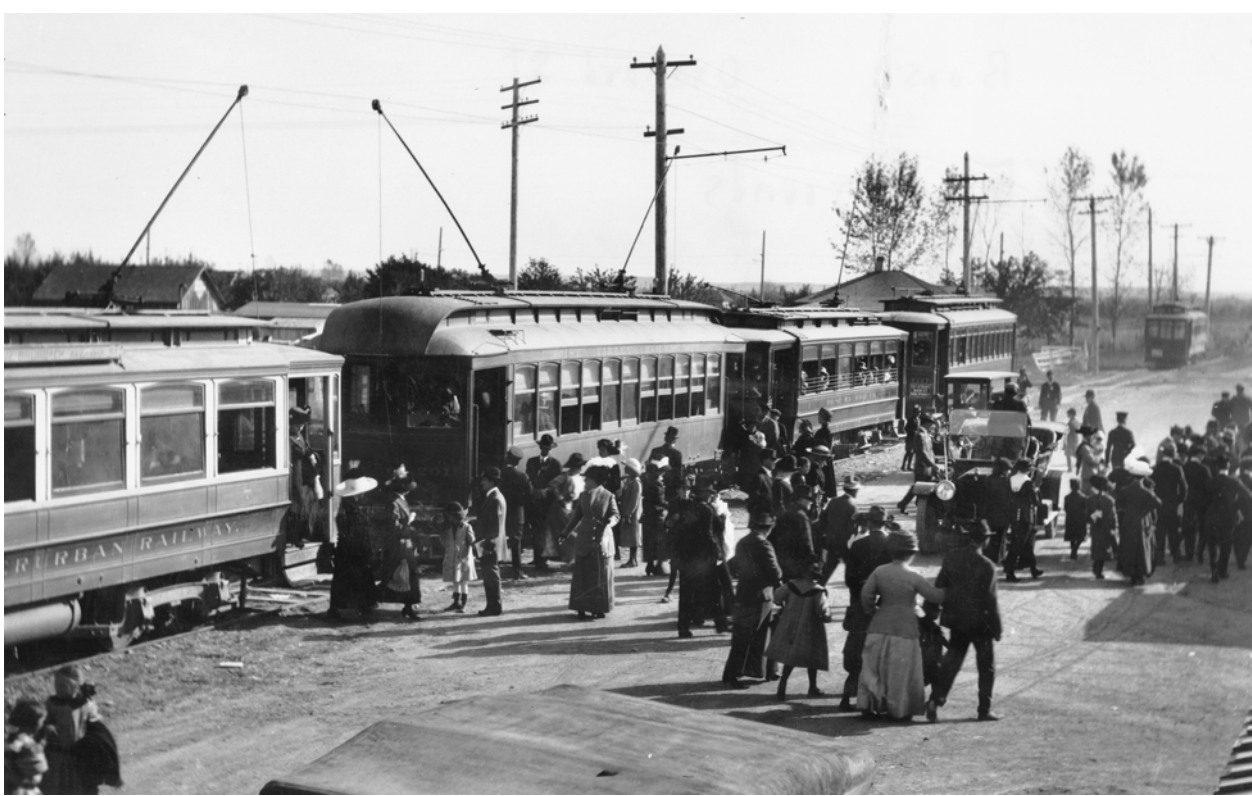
top-left (501, 77), bottom-right (540, 290)
top-left (632, 46), bottom-right (695, 294)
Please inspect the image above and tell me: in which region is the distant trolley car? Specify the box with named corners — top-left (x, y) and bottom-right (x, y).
top-left (1144, 303), bottom-right (1208, 368)
top-left (879, 293), bottom-right (1018, 418)
top-left (4, 316), bottom-right (343, 649)
top-left (316, 291), bottom-right (740, 558)
top-left (720, 305), bottom-right (907, 454)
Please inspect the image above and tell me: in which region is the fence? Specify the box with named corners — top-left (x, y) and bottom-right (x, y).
top-left (1031, 345), bottom-right (1088, 373)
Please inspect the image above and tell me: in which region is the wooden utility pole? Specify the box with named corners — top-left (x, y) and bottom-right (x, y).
top-left (1204, 236), bottom-right (1220, 317)
top-left (943, 152), bottom-right (987, 291)
top-left (759, 231), bottom-right (766, 302)
top-left (1173, 224), bottom-right (1180, 301)
top-left (1147, 205), bottom-right (1153, 307)
top-left (1080, 196), bottom-right (1111, 373)
top-left (632, 46), bottom-right (695, 293)
top-left (501, 77), bottom-right (540, 290)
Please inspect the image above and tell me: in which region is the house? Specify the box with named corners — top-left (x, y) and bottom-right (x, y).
top-left (800, 269), bottom-right (944, 312)
top-left (30, 263), bottom-right (225, 312)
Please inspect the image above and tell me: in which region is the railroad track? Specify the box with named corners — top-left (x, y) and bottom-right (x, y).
top-left (4, 584), bottom-right (328, 682)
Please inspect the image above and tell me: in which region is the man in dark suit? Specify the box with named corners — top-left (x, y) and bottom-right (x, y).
top-left (501, 447), bottom-right (532, 580)
top-left (925, 521), bottom-right (1003, 722)
top-left (1151, 443), bottom-right (1187, 565)
top-left (474, 468), bottom-right (507, 616)
top-left (772, 485), bottom-right (816, 581)
top-left (839, 507), bottom-right (892, 711)
top-left (1082, 389), bottom-right (1104, 433)
top-left (650, 426), bottom-right (684, 500)
top-left (1182, 444), bottom-right (1212, 563)
top-left (1105, 411), bottom-right (1136, 470)
top-left (898, 414), bottom-right (937, 514)
top-left (722, 508), bottom-right (783, 689)
top-left (526, 435), bottom-right (562, 571)
top-left (820, 475), bottom-right (860, 584)
top-left (1038, 370), bottom-right (1062, 422)
top-left (992, 382), bottom-right (1028, 414)
top-left (1203, 455), bottom-right (1252, 584)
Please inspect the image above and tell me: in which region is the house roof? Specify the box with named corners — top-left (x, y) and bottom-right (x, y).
top-left (31, 264), bottom-right (223, 309)
top-left (800, 270), bottom-right (943, 311)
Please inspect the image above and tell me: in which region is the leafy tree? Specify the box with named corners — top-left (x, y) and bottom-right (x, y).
top-left (568, 265), bottom-right (624, 293)
top-left (319, 259), bottom-right (346, 284)
top-left (338, 271), bottom-right (368, 304)
top-left (517, 257), bottom-right (567, 290)
top-left (364, 254), bottom-right (482, 297)
top-left (779, 284), bottom-right (813, 306)
top-left (1104, 151), bottom-right (1148, 344)
top-left (835, 152), bottom-right (948, 276)
top-left (979, 251), bottom-right (1072, 343)
top-left (1045, 147), bottom-right (1093, 347)
top-left (665, 269), bottom-right (722, 305)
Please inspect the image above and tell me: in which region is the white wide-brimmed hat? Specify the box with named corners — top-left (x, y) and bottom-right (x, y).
top-left (336, 469), bottom-right (378, 498)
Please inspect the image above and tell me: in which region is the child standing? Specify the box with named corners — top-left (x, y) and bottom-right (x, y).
top-left (1063, 477), bottom-right (1089, 560)
top-left (441, 502), bottom-right (476, 613)
top-left (765, 557), bottom-right (832, 700)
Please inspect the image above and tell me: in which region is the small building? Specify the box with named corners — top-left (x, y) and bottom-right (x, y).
top-left (801, 269), bottom-right (943, 313)
top-left (30, 263), bottom-right (225, 312)
top-left (233, 301), bottom-right (339, 343)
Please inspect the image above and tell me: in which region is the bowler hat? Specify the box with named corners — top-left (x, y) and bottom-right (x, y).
top-left (538, 434), bottom-right (557, 448)
top-left (480, 466), bottom-right (502, 482)
top-left (776, 455), bottom-right (797, 473)
top-left (664, 426), bottom-right (680, 439)
top-left (749, 512), bottom-right (776, 529)
top-left (1078, 425), bottom-right (1097, 437)
top-left (963, 520), bottom-right (990, 542)
top-left (865, 505), bottom-right (887, 523)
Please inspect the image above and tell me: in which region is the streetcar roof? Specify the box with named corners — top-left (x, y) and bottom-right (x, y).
top-left (3, 342), bottom-right (342, 387)
top-left (320, 294), bottom-right (722, 357)
top-left (3, 307), bottom-right (271, 331)
top-left (786, 324), bottom-right (908, 344)
top-left (944, 370), bottom-right (1018, 383)
top-left (939, 308), bottom-right (1018, 327)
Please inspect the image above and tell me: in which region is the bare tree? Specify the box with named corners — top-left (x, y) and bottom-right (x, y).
top-left (10, 233), bottom-right (37, 268)
top-left (1045, 147), bottom-right (1092, 346)
top-left (1104, 151), bottom-right (1148, 345)
top-left (835, 153), bottom-right (944, 274)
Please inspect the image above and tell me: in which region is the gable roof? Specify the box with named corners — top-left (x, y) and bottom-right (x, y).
top-left (800, 270), bottom-right (943, 311)
top-left (31, 264), bottom-right (224, 309)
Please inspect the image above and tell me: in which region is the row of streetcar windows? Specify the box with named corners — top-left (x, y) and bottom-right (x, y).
top-left (4, 380), bottom-right (276, 504)
top-left (949, 326), bottom-right (1014, 366)
top-left (1146, 318), bottom-right (1205, 341)
top-left (799, 341), bottom-right (899, 394)
top-left (512, 354), bottom-right (722, 441)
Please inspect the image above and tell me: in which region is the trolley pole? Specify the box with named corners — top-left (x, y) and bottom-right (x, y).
top-left (501, 77), bottom-right (540, 290)
top-left (632, 46), bottom-right (694, 293)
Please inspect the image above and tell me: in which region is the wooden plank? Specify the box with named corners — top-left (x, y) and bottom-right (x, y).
top-left (260, 685), bottom-right (875, 795)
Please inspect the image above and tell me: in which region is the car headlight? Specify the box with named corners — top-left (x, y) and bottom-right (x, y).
top-left (936, 480), bottom-right (956, 501)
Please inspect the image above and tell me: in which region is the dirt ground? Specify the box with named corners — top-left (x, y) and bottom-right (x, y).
top-left (7, 355), bottom-right (1252, 795)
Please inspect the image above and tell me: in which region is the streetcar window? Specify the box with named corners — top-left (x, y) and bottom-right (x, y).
top-left (674, 355), bottom-right (691, 419)
top-left (51, 388), bottom-right (126, 495)
top-left (869, 340), bottom-right (885, 381)
top-left (581, 360), bottom-right (601, 432)
top-left (640, 357), bottom-right (657, 424)
top-left (706, 354), bottom-right (721, 414)
top-left (1145, 320), bottom-right (1158, 339)
top-left (911, 331), bottom-right (934, 367)
top-left (818, 345), bottom-right (837, 393)
top-left (956, 334), bottom-right (968, 365)
top-left (218, 380), bottom-right (275, 474)
top-left (347, 365), bottom-right (371, 417)
top-left (537, 364), bottom-right (557, 434)
top-left (5, 394), bottom-right (35, 502)
top-left (854, 342), bottom-right (870, 386)
top-left (602, 361), bottom-right (621, 427)
top-left (658, 356), bottom-right (675, 422)
top-left (837, 344), bottom-right (853, 390)
top-left (513, 365), bottom-right (536, 439)
top-left (621, 358), bottom-right (639, 424)
top-left (560, 361), bottom-right (581, 434)
top-left (140, 384), bottom-right (205, 485)
top-left (690, 355), bottom-right (705, 417)
top-left (801, 346), bottom-right (820, 394)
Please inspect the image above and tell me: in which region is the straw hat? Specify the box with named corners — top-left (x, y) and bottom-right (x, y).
top-left (336, 468), bottom-right (378, 498)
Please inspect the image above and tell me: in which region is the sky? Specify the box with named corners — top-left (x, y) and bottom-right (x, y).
top-left (5, 12), bottom-right (1252, 297)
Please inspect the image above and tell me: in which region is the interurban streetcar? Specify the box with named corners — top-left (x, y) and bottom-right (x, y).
top-left (720, 305), bottom-right (908, 453)
top-left (1144, 302), bottom-right (1209, 368)
top-left (4, 321), bottom-right (343, 649)
top-left (878, 293), bottom-right (1018, 417)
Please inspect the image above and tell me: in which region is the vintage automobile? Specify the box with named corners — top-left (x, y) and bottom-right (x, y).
top-left (914, 372), bottom-right (1064, 553)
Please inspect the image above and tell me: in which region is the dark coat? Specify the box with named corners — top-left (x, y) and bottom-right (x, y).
top-left (1151, 459), bottom-right (1187, 506)
top-left (525, 454), bottom-right (562, 490)
top-left (1205, 472), bottom-right (1252, 543)
top-left (475, 487), bottom-right (507, 557)
top-left (1039, 380), bottom-right (1062, 410)
top-left (1182, 458), bottom-right (1211, 509)
top-left (842, 531), bottom-right (892, 632)
top-left (1106, 425), bottom-right (1136, 469)
top-left (772, 507), bottom-right (815, 581)
top-left (500, 464), bottom-right (532, 538)
top-left (1116, 479), bottom-right (1161, 579)
top-left (984, 475), bottom-right (1015, 527)
top-left (669, 498), bottom-right (721, 567)
top-left (1063, 489), bottom-right (1088, 543)
top-left (913, 427), bottom-right (937, 480)
top-left (1088, 491), bottom-right (1118, 563)
top-left (732, 533), bottom-right (783, 606)
top-left (822, 493), bottom-right (859, 554)
top-left (928, 544), bottom-right (1001, 639)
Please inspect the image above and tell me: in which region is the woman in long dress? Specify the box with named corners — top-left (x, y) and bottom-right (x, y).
top-left (766, 557), bottom-right (832, 700)
top-left (542, 453), bottom-right (586, 562)
top-left (561, 461), bottom-right (620, 619)
top-left (617, 458), bottom-right (643, 568)
top-left (1076, 426), bottom-right (1104, 495)
top-left (378, 476), bottom-right (422, 619)
top-left (327, 469), bottom-right (380, 621)
top-left (858, 529), bottom-right (946, 720)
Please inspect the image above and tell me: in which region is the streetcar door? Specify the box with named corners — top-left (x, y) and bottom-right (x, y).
top-left (289, 373), bottom-right (339, 542)
top-left (473, 367), bottom-right (508, 475)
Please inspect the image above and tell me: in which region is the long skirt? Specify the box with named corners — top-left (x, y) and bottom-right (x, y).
top-left (642, 513), bottom-right (669, 562)
top-left (857, 632), bottom-right (927, 718)
top-left (568, 553), bottom-right (615, 614)
top-left (678, 555), bottom-right (725, 627)
top-left (329, 537), bottom-right (377, 612)
top-left (724, 600), bottom-right (773, 679)
top-left (543, 500), bottom-right (574, 560)
top-left (617, 517), bottom-right (643, 548)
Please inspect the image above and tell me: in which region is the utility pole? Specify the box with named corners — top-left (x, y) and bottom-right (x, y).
top-left (1079, 196), bottom-right (1111, 374)
top-left (437, 227), bottom-right (443, 270)
top-left (1147, 205), bottom-right (1153, 308)
top-left (1201, 236), bottom-right (1223, 317)
top-left (943, 152), bottom-right (988, 291)
top-left (632, 46), bottom-right (695, 293)
top-left (759, 230), bottom-right (766, 302)
top-left (1173, 224), bottom-right (1179, 301)
top-left (501, 77), bottom-right (540, 290)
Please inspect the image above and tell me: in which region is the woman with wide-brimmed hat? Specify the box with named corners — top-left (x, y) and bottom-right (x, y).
top-left (618, 458), bottom-right (643, 568)
top-left (327, 468), bottom-right (380, 621)
top-left (857, 528), bottom-right (946, 720)
top-left (560, 459), bottom-right (620, 619)
top-left (542, 452), bottom-right (586, 563)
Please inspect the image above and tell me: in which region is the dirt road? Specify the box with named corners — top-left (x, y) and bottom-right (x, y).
top-left (7, 355), bottom-right (1252, 794)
